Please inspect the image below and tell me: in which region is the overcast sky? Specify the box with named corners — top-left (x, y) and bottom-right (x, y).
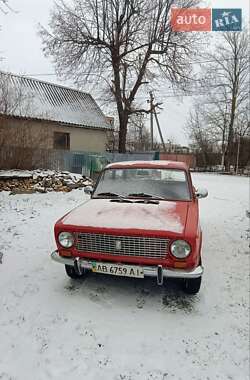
top-left (0, 0), bottom-right (249, 145)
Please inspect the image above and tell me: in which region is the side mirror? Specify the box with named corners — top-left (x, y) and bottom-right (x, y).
top-left (195, 187), bottom-right (208, 199)
top-left (84, 185), bottom-right (93, 195)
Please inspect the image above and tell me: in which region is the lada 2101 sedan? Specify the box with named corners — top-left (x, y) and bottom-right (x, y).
top-left (51, 161), bottom-right (208, 294)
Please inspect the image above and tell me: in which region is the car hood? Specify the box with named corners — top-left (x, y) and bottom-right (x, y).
top-left (60, 199), bottom-right (189, 235)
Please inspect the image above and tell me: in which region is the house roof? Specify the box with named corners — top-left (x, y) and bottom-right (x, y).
top-left (0, 71), bottom-right (110, 130)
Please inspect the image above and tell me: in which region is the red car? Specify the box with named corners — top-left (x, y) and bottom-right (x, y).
top-left (51, 161), bottom-right (208, 294)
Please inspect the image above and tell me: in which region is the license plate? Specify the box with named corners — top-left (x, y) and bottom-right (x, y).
top-left (91, 262), bottom-right (144, 278)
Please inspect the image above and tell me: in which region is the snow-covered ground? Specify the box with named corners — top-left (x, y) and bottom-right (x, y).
top-left (0, 173), bottom-right (249, 380)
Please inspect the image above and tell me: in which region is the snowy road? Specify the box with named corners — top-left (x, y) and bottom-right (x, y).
top-left (0, 173), bottom-right (249, 380)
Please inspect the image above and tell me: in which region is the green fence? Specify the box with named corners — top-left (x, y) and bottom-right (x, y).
top-left (0, 146), bottom-right (158, 176)
top-left (69, 151), bottom-right (158, 178)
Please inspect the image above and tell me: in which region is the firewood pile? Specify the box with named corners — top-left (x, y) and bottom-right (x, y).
top-left (0, 170), bottom-right (93, 194)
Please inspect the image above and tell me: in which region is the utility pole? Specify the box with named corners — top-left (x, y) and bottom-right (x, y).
top-left (138, 125), bottom-right (143, 150)
top-left (154, 110), bottom-right (167, 152)
top-left (149, 91), bottom-right (154, 150)
top-left (148, 91), bottom-right (166, 152)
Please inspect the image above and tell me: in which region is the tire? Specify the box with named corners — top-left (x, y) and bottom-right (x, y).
top-left (65, 264), bottom-right (85, 279)
top-left (182, 277), bottom-right (202, 294)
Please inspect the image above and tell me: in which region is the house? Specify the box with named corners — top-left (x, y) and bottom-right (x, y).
top-left (0, 71), bottom-right (112, 153)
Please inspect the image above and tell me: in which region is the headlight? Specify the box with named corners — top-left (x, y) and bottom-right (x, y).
top-left (170, 240), bottom-right (191, 259)
top-left (58, 232), bottom-right (74, 248)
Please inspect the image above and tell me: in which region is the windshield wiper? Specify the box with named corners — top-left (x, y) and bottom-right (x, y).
top-left (96, 192), bottom-right (165, 201)
top-left (96, 192), bottom-right (134, 203)
top-left (95, 192), bottom-right (126, 199)
top-left (110, 198), bottom-right (134, 203)
top-left (135, 199), bottom-right (159, 205)
top-left (128, 192), bottom-right (165, 200)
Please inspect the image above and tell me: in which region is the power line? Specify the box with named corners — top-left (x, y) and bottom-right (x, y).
top-left (189, 55), bottom-right (248, 65)
top-left (22, 71), bottom-right (112, 77)
top-left (95, 91), bottom-right (229, 102)
top-left (22, 56), bottom-right (248, 78)
top-left (136, 84), bottom-right (237, 99)
top-left (136, 92), bottom-right (207, 99)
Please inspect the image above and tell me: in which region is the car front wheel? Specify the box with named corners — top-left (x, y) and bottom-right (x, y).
top-left (182, 277), bottom-right (202, 294)
top-left (65, 264), bottom-right (86, 279)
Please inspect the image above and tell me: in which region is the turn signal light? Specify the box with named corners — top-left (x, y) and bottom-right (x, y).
top-left (173, 261), bottom-right (187, 269)
top-left (60, 250), bottom-right (72, 258)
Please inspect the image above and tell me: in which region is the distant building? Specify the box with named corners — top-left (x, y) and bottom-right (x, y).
top-left (0, 71), bottom-right (112, 153)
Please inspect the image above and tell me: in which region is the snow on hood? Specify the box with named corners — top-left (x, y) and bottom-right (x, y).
top-left (61, 199), bottom-right (187, 234)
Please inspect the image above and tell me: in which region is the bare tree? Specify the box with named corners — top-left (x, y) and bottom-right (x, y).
top-left (126, 113), bottom-right (151, 151)
top-left (0, 73), bottom-right (50, 169)
top-left (39, 0), bottom-right (201, 152)
top-left (0, 0), bottom-right (9, 59)
top-left (192, 31), bottom-right (249, 169)
top-left (0, 72), bottom-right (36, 116)
top-left (186, 105), bottom-right (218, 168)
top-left (0, 0), bottom-right (10, 14)
top-left (106, 113), bottom-right (153, 152)
top-left (0, 72), bottom-right (23, 115)
top-left (0, 1), bottom-right (17, 60)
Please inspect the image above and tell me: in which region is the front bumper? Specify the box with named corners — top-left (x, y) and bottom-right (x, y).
top-left (51, 251), bottom-right (203, 283)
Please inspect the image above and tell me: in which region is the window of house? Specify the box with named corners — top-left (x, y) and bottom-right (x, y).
top-left (53, 132), bottom-right (70, 150)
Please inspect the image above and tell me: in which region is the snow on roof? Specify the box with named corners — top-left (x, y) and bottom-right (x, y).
top-left (106, 160), bottom-right (188, 170)
top-left (0, 71), bottom-right (110, 130)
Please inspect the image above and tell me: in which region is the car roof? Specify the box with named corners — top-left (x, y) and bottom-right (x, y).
top-left (106, 160), bottom-right (188, 170)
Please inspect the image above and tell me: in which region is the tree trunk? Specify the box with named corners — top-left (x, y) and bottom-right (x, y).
top-left (226, 53), bottom-right (238, 171)
top-left (112, 54), bottom-right (129, 153)
top-left (221, 128), bottom-right (226, 169)
top-left (118, 112), bottom-right (128, 153)
top-left (226, 96), bottom-right (236, 171)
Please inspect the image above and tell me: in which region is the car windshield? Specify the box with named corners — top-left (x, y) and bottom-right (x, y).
top-left (94, 168), bottom-right (191, 201)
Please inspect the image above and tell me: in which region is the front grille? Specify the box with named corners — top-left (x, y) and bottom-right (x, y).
top-left (75, 232), bottom-right (169, 259)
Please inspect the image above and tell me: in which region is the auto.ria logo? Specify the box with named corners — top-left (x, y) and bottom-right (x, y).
top-left (171, 8), bottom-right (242, 32)
top-left (212, 9), bottom-right (242, 31)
